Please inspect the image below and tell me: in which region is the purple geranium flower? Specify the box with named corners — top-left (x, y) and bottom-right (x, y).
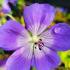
top-left (0, 0), bottom-right (10, 13)
top-left (0, 3), bottom-right (70, 70)
top-left (8, 0), bottom-right (17, 5)
top-left (1, 0), bottom-right (17, 13)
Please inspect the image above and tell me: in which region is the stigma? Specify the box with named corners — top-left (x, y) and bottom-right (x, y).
top-left (32, 35), bottom-right (39, 43)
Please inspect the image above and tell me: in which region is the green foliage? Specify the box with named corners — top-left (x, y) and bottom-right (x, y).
top-left (0, 0), bottom-right (4, 6)
top-left (58, 50), bottom-right (70, 68)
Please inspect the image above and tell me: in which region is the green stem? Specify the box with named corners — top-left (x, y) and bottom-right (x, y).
top-left (5, 14), bottom-right (16, 21)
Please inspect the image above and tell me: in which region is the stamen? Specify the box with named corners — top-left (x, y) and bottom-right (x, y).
top-left (34, 42), bottom-right (37, 45)
top-left (38, 41), bottom-right (44, 50)
top-left (33, 38), bottom-right (44, 50)
top-left (35, 47), bottom-right (37, 49)
top-left (39, 47), bottom-right (42, 50)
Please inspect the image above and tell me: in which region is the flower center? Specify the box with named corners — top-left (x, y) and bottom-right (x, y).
top-left (32, 35), bottom-right (39, 43)
top-left (30, 35), bottom-right (45, 51)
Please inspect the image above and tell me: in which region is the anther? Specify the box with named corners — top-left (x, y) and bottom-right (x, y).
top-left (35, 47), bottom-right (37, 49)
top-left (39, 47), bottom-right (42, 50)
top-left (34, 42), bottom-right (37, 45)
top-left (39, 39), bottom-right (42, 41)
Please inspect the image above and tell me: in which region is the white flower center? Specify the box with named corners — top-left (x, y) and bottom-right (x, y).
top-left (31, 35), bottom-right (39, 43)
